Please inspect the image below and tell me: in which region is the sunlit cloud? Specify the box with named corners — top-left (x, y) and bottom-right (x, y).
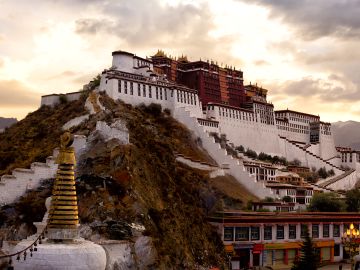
top-left (0, 0), bottom-right (359, 121)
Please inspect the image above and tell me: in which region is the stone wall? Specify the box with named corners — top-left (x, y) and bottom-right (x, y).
top-left (0, 135), bottom-right (87, 206)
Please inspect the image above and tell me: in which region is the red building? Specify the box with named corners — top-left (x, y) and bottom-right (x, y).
top-left (151, 50), bottom-right (245, 109)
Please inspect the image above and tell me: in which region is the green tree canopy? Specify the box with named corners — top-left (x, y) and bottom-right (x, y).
top-left (308, 192), bottom-right (345, 212)
top-left (345, 189), bottom-right (360, 212)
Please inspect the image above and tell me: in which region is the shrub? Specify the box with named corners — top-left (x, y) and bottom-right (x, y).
top-left (235, 145), bottom-right (245, 152)
top-left (317, 167), bottom-right (328, 179)
top-left (59, 94), bottom-right (68, 104)
top-left (245, 148), bottom-right (257, 159)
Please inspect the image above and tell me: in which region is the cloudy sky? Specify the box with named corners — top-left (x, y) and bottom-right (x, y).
top-left (1, 0), bottom-right (360, 121)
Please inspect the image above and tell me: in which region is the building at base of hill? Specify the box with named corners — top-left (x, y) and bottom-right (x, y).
top-left (209, 211), bottom-right (360, 270)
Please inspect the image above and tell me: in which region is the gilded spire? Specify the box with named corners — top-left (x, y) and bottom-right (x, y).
top-left (47, 131), bottom-right (79, 240)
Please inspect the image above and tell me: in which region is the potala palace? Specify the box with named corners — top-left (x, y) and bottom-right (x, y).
top-left (2, 50), bottom-right (360, 209)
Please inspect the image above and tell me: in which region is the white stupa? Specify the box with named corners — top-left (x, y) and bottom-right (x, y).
top-left (12, 132), bottom-right (107, 270)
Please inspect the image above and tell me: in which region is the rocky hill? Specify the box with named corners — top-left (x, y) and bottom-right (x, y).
top-left (332, 121), bottom-right (360, 150)
top-left (0, 92), bottom-right (256, 269)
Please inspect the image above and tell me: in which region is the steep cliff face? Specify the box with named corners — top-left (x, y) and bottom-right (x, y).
top-left (0, 93), bottom-right (247, 269)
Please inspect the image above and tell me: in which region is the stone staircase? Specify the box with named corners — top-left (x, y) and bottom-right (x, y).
top-left (317, 169), bottom-right (357, 188)
top-left (0, 135), bottom-right (87, 206)
top-left (174, 107), bottom-right (277, 199)
top-left (279, 136), bottom-right (344, 172)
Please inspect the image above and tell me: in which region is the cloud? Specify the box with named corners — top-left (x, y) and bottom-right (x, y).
top-left (272, 76), bottom-right (360, 103)
top-left (242, 0), bottom-right (360, 41)
top-left (73, 0), bottom-right (236, 61)
top-left (0, 80), bottom-right (39, 108)
top-left (254, 60), bottom-right (269, 66)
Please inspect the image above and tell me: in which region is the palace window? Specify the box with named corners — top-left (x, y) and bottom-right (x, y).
top-left (264, 226), bottom-right (272, 240)
top-left (323, 224), bottom-right (330, 238)
top-left (118, 80), bottom-right (121, 93)
top-left (235, 227), bottom-right (249, 241)
top-left (224, 227), bottom-right (234, 241)
top-left (289, 225), bottom-right (297, 239)
top-left (301, 224), bottom-right (308, 238)
top-left (149, 86), bottom-right (152, 98)
top-left (276, 225), bottom-right (284, 239)
top-left (130, 82), bottom-right (133, 95)
top-left (155, 87), bottom-right (158, 99)
top-left (160, 88), bottom-right (163, 100)
top-left (312, 224), bottom-right (319, 238)
top-left (333, 224), bottom-right (340, 237)
top-left (143, 84), bottom-right (146, 97)
top-left (164, 89), bottom-right (167, 100)
top-left (251, 227), bottom-right (260, 240)
top-left (138, 84), bottom-right (141, 96)
top-left (124, 81), bottom-right (128, 94)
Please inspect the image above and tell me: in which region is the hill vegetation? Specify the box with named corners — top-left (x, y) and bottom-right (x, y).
top-left (0, 97), bottom-right (87, 175)
top-left (0, 93), bottom-right (237, 269)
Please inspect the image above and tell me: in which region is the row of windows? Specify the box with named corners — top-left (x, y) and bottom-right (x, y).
top-left (218, 107), bottom-right (255, 122)
top-left (223, 224), bottom-right (343, 242)
top-left (198, 119), bottom-right (218, 128)
top-left (117, 79), bottom-right (197, 106)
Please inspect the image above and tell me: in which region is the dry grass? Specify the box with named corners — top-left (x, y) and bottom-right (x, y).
top-left (209, 174), bottom-right (259, 205)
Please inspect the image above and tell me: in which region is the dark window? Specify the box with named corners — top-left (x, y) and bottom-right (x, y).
top-left (334, 244), bottom-right (340, 256)
top-left (149, 86), bottom-right (152, 98)
top-left (289, 225), bottom-right (297, 239)
top-left (235, 227), bottom-right (249, 241)
top-left (164, 89), bottom-right (167, 100)
top-left (323, 224), bottom-right (330, 238)
top-left (333, 224), bottom-right (340, 237)
top-left (130, 82), bottom-right (133, 95)
top-left (301, 224), bottom-right (308, 238)
top-left (143, 84), bottom-right (146, 97)
top-left (159, 88), bottom-right (163, 100)
top-left (138, 84), bottom-right (141, 96)
top-left (276, 225), bottom-right (284, 239)
top-left (264, 226), bottom-right (272, 240)
top-left (251, 227), bottom-right (260, 240)
top-left (156, 87), bottom-right (158, 99)
top-left (118, 80), bottom-right (121, 93)
top-left (124, 81), bottom-right (128, 94)
top-left (312, 224), bottom-right (319, 238)
top-left (224, 227), bottom-right (234, 241)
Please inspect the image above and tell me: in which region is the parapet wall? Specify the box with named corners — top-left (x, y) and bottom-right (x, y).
top-left (41, 91), bottom-right (83, 107)
top-left (0, 135), bottom-right (87, 206)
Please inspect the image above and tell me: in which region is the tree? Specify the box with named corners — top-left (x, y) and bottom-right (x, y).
top-left (245, 148), bottom-right (257, 159)
top-left (317, 167), bottom-right (328, 179)
top-left (308, 192), bottom-right (345, 212)
top-left (236, 145), bottom-right (245, 152)
top-left (345, 189), bottom-right (360, 212)
top-left (291, 229), bottom-right (320, 270)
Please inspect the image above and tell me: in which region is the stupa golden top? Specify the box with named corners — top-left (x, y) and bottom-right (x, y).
top-left (47, 131), bottom-right (79, 239)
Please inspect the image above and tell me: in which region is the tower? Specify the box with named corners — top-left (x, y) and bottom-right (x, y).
top-left (47, 131), bottom-right (79, 240)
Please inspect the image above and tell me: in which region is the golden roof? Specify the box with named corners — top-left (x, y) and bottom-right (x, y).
top-left (154, 49), bottom-right (167, 57)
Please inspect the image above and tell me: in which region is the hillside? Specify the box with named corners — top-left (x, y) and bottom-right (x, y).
top-left (0, 97), bottom-right (87, 175)
top-left (0, 117), bottom-right (17, 132)
top-left (332, 121), bottom-right (360, 150)
top-left (0, 92), bottom-right (259, 269)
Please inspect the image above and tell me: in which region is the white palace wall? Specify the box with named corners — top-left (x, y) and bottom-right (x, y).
top-left (99, 73), bottom-right (203, 118)
top-left (173, 107), bottom-right (276, 199)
